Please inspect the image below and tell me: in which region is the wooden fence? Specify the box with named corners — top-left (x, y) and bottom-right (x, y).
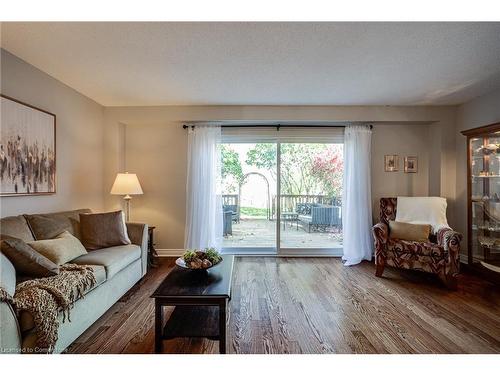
top-left (222, 194), bottom-right (239, 206)
top-left (223, 194), bottom-right (339, 220)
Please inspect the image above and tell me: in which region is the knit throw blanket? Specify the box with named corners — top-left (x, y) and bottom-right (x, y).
top-left (0, 264), bottom-right (96, 353)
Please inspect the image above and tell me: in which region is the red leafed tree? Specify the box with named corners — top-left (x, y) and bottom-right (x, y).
top-left (311, 145), bottom-right (344, 198)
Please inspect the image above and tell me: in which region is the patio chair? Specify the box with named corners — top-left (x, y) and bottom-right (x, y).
top-left (296, 203), bottom-right (341, 232)
top-left (223, 210), bottom-right (233, 236)
top-left (223, 204), bottom-right (240, 223)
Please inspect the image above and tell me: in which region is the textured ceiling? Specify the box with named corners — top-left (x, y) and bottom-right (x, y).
top-left (2, 22), bottom-right (500, 106)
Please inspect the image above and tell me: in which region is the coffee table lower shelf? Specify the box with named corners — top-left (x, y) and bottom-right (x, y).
top-left (162, 305), bottom-right (220, 339)
top-left (155, 299), bottom-right (228, 354)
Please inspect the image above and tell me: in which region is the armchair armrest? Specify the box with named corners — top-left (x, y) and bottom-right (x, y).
top-left (126, 222), bottom-right (149, 276)
top-left (372, 222), bottom-right (389, 246)
top-left (372, 222), bottom-right (389, 267)
top-left (437, 227), bottom-right (462, 276)
top-left (437, 227), bottom-right (462, 248)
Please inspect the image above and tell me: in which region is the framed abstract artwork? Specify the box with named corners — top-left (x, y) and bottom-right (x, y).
top-left (404, 156), bottom-right (418, 173)
top-left (384, 155), bottom-right (399, 172)
top-left (0, 94), bottom-right (56, 196)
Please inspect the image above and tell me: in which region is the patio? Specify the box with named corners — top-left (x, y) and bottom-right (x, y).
top-left (222, 218), bottom-right (343, 248)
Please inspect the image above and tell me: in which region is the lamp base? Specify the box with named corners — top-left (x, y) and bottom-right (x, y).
top-left (124, 195), bottom-right (132, 222)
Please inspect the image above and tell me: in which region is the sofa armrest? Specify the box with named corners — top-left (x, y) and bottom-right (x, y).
top-left (0, 302), bottom-right (22, 354)
top-left (437, 227), bottom-right (462, 276)
top-left (126, 222), bottom-right (149, 276)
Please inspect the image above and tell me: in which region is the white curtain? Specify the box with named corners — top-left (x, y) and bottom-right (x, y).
top-left (184, 124), bottom-right (223, 249)
top-left (342, 125), bottom-right (373, 266)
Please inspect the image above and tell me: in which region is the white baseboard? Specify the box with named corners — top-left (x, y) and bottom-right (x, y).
top-left (156, 248), bottom-right (343, 257)
top-left (156, 249), bottom-right (184, 257)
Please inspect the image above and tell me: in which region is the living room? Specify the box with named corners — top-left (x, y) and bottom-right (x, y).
top-left (1, 1), bottom-right (499, 372)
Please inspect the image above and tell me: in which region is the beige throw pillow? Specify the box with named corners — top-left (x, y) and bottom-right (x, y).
top-left (389, 221), bottom-right (431, 242)
top-left (0, 236), bottom-right (60, 277)
top-left (79, 211), bottom-right (131, 250)
top-left (28, 231), bottom-right (87, 266)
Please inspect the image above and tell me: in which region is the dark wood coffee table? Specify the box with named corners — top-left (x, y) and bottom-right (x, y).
top-left (151, 255), bottom-right (234, 354)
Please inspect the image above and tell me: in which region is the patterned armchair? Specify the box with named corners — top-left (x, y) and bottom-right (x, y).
top-left (372, 198), bottom-right (462, 289)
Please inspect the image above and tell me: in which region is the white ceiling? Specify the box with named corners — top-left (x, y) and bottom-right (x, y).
top-left (2, 22), bottom-right (500, 106)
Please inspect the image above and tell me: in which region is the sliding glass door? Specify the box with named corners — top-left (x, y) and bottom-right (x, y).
top-left (221, 143), bottom-right (277, 252)
top-left (279, 143), bottom-right (343, 254)
top-left (221, 129), bottom-right (343, 255)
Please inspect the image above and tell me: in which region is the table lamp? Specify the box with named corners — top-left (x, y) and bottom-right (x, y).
top-left (110, 172), bottom-right (143, 221)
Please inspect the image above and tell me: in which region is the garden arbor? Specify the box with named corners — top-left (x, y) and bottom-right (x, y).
top-left (238, 172), bottom-right (271, 220)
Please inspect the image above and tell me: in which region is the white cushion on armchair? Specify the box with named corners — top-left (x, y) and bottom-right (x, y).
top-left (395, 196), bottom-right (449, 234)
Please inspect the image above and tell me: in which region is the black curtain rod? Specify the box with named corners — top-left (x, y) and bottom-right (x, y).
top-left (182, 124), bottom-right (373, 130)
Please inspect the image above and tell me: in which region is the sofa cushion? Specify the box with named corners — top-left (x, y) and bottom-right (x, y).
top-left (387, 238), bottom-right (445, 258)
top-left (298, 214), bottom-right (312, 223)
top-left (0, 215), bottom-right (35, 242)
top-left (87, 264), bottom-right (107, 288)
top-left (1, 237), bottom-right (59, 278)
top-left (24, 214), bottom-right (69, 240)
top-left (79, 211), bottom-right (131, 250)
top-left (28, 231), bottom-right (88, 266)
top-left (71, 244), bottom-right (141, 279)
top-left (25, 209), bottom-right (92, 241)
top-left (18, 264), bottom-right (107, 334)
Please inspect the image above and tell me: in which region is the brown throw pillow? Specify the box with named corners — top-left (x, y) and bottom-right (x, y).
top-left (79, 211), bottom-right (131, 250)
top-left (24, 214), bottom-right (69, 240)
top-left (389, 221), bottom-right (431, 242)
top-left (0, 236), bottom-right (59, 277)
top-left (28, 231), bottom-right (88, 266)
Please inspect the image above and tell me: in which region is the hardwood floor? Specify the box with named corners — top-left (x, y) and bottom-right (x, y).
top-left (66, 257), bottom-right (500, 354)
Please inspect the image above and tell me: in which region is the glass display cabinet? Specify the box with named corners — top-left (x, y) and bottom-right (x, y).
top-left (462, 122), bottom-right (500, 280)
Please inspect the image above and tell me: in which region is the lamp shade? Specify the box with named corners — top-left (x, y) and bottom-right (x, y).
top-left (110, 173), bottom-right (143, 195)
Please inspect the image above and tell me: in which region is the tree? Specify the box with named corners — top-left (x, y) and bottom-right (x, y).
top-left (220, 144), bottom-right (244, 193)
top-left (310, 145), bottom-right (343, 197)
top-left (246, 143), bottom-right (326, 195)
top-left (245, 143), bottom-right (343, 198)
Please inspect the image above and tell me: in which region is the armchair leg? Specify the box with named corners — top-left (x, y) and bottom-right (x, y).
top-left (375, 263), bottom-right (385, 277)
top-left (439, 274), bottom-right (458, 290)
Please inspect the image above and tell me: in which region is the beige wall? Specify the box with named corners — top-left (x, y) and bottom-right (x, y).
top-left (0, 49), bottom-right (465, 250)
top-left (0, 49), bottom-right (105, 217)
top-left (371, 124), bottom-right (431, 222)
top-left (124, 123), bottom-right (188, 250)
top-left (104, 106), bottom-right (457, 249)
top-left (455, 87), bottom-right (500, 255)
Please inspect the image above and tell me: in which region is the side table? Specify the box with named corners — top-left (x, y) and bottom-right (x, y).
top-left (148, 226), bottom-right (160, 269)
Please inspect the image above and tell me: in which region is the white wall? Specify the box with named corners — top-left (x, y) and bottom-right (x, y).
top-left (455, 87), bottom-right (500, 255)
top-left (0, 49), bottom-right (105, 217)
top-left (103, 106), bottom-right (457, 249)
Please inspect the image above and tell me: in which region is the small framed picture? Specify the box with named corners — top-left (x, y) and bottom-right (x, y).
top-left (384, 155), bottom-right (399, 172)
top-left (404, 156), bottom-right (418, 173)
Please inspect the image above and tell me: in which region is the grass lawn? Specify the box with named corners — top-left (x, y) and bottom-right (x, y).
top-left (240, 206), bottom-right (268, 217)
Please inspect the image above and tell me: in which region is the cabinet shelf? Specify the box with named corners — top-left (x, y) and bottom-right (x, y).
top-left (473, 226), bottom-right (500, 233)
top-left (464, 123), bottom-right (500, 282)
